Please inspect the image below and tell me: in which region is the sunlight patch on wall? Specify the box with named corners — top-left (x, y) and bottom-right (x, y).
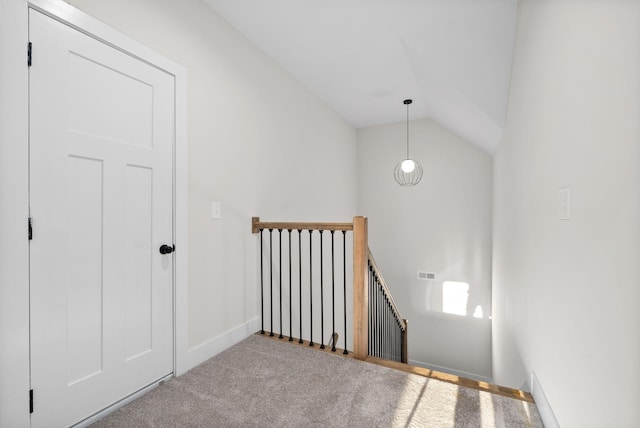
top-left (442, 281), bottom-right (469, 316)
top-left (473, 305), bottom-right (484, 319)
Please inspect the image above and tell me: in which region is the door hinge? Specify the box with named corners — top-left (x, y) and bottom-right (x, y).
top-left (27, 42), bottom-right (32, 67)
top-left (28, 217), bottom-right (33, 240)
top-left (29, 389), bottom-right (33, 414)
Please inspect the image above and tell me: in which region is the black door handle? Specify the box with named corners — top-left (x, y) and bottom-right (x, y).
top-left (159, 244), bottom-right (175, 254)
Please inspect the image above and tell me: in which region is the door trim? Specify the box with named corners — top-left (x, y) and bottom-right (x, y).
top-left (0, 0), bottom-right (188, 423)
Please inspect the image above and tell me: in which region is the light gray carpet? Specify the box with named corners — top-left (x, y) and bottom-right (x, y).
top-left (91, 335), bottom-right (542, 427)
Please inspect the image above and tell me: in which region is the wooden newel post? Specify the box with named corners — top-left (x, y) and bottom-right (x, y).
top-left (251, 217), bottom-right (260, 234)
top-left (353, 216), bottom-right (368, 360)
top-left (402, 319), bottom-right (408, 364)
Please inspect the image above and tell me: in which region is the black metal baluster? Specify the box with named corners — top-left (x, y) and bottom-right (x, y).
top-left (368, 264), bottom-right (373, 356)
top-left (376, 283), bottom-right (384, 357)
top-left (309, 230), bottom-right (314, 347)
top-left (374, 268), bottom-right (378, 356)
top-left (395, 318), bottom-right (398, 362)
top-left (392, 308), bottom-right (396, 361)
top-left (260, 229), bottom-right (265, 335)
top-left (400, 322), bottom-right (404, 362)
top-left (398, 318), bottom-right (400, 361)
top-left (391, 316), bottom-right (395, 361)
top-left (381, 292), bottom-right (383, 359)
top-left (380, 282), bottom-right (383, 358)
top-left (279, 229), bottom-right (283, 339)
top-left (398, 318), bottom-right (400, 360)
top-left (389, 297), bottom-right (392, 359)
top-left (381, 284), bottom-right (385, 358)
top-left (386, 306), bottom-right (389, 360)
top-left (377, 284), bottom-right (384, 358)
top-left (319, 230), bottom-right (325, 349)
top-left (388, 296), bottom-right (392, 359)
top-left (393, 313), bottom-right (397, 361)
top-left (371, 271), bottom-right (375, 357)
top-left (379, 282), bottom-right (383, 358)
top-left (377, 274), bottom-right (380, 356)
top-left (342, 231), bottom-right (348, 355)
top-left (392, 317), bottom-right (395, 361)
top-left (377, 274), bottom-right (380, 357)
top-left (298, 230), bottom-right (303, 344)
top-left (376, 281), bottom-right (379, 358)
top-left (394, 307), bottom-right (397, 361)
top-left (288, 230), bottom-right (293, 341)
top-left (380, 286), bottom-right (389, 358)
top-left (372, 273), bottom-right (377, 357)
top-left (269, 229), bottom-right (274, 337)
top-left (398, 321), bottom-right (401, 361)
top-left (397, 320), bottom-right (400, 361)
top-left (387, 295), bottom-right (393, 359)
top-left (368, 266), bottom-right (372, 356)
top-left (331, 230), bottom-right (336, 352)
top-left (391, 305), bottom-right (394, 360)
top-left (387, 296), bottom-right (390, 359)
top-left (384, 287), bottom-right (388, 359)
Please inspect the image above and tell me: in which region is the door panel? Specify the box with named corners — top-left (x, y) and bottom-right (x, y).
top-left (68, 51), bottom-right (155, 148)
top-left (125, 164), bottom-right (154, 360)
top-left (29, 9), bottom-right (174, 427)
top-left (66, 155), bottom-right (105, 385)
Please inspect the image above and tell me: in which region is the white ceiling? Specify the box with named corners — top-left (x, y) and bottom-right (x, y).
top-left (203, 0), bottom-right (519, 154)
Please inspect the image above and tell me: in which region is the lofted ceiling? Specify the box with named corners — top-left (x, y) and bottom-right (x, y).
top-left (203, 0), bottom-right (519, 154)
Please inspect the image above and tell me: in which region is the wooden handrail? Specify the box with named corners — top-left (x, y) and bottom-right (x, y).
top-left (367, 249), bottom-right (407, 332)
top-left (252, 217), bottom-right (353, 234)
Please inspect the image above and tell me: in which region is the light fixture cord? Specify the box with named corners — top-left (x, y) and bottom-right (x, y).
top-left (406, 102), bottom-right (410, 159)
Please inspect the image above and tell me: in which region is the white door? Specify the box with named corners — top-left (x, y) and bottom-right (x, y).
top-left (29, 9), bottom-right (175, 427)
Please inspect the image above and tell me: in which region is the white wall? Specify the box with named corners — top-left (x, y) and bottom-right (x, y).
top-left (0, 0), bottom-right (356, 424)
top-left (0, 1), bottom-right (29, 426)
top-left (65, 0), bottom-right (357, 351)
top-left (492, 0), bottom-right (640, 426)
top-left (358, 118), bottom-right (493, 380)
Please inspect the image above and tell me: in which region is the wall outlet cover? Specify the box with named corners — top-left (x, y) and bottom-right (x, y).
top-left (558, 187), bottom-right (570, 220)
top-left (211, 201), bottom-right (221, 219)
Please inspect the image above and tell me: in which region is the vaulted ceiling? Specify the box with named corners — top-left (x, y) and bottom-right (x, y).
top-left (203, 0), bottom-right (519, 154)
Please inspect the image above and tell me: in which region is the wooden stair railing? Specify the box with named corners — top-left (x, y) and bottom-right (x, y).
top-left (368, 248), bottom-right (408, 363)
top-left (252, 216), bottom-right (407, 363)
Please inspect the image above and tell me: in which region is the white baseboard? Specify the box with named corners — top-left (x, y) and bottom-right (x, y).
top-left (408, 359), bottom-right (493, 384)
top-left (530, 372), bottom-right (560, 428)
top-left (181, 317), bottom-right (261, 373)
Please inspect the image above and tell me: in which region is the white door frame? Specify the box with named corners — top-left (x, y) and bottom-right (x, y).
top-left (0, 1), bottom-right (189, 426)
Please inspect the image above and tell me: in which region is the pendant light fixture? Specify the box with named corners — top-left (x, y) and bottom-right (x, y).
top-left (393, 99), bottom-right (423, 186)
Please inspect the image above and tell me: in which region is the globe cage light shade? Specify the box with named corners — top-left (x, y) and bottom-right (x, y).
top-left (394, 158), bottom-right (423, 186)
top-left (393, 98), bottom-right (423, 186)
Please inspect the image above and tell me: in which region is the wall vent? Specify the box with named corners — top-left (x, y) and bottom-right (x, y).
top-left (417, 271), bottom-right (436, 280)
